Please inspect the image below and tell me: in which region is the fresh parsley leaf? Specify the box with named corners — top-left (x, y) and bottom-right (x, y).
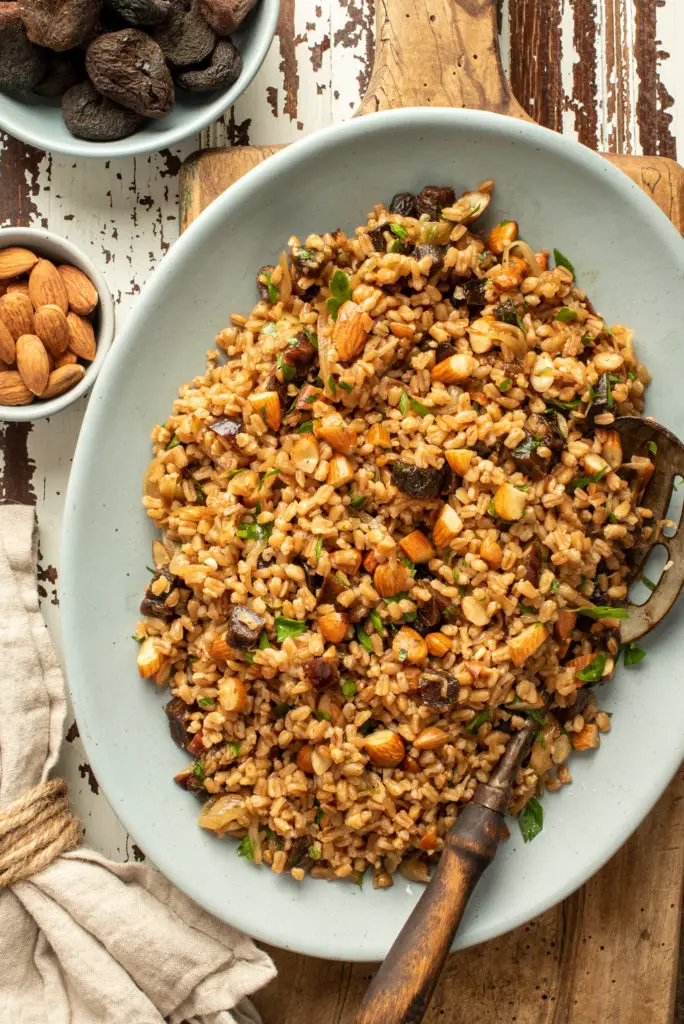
top-left (641, 574), bottom-right (657, 592)
top-left (550, 579), bottom-right (560, 594)
top-left (274, 702), bottom-right (293, 718)
top-left (512, 434), bottom-right (543, 458)
top-left (260, 321), bottom-right (278, 336)
top-left (264, 271), bottom-right (279, 304)
top-left (518, 797), bottom-right (544, 843)
top-left (339, 380), bottom-right (353, 392)
top-left (390, 222), bottom-right (408, 240)
top-left (383, 591), bottom-right (410, 604)
top-left (358, 719), bottom-right (376, 736)
top-left (525, 708), bottom-right (547, 726)
top-left (131, 634), bottom-right (144, 644)
top-left (399, 554), bottom-right (416, 577)
top-left (402, 610), bottom-right (417, 623)
top-left (308, 844), bottom-right (321, 860)
top-left (389, 239), bottom-right (405, 253)
top-left (409, 396), bottom-right (430, 416)
top-left (237, 520), bottom-right (274, 542)
top-left (518, 603), bottom-right (537, 616)
top-left (327, 374), bottom-right (337, 396)
top-left (488, 498), bottom-right (496, 517)
top-left (326, 269), bottom-right (352, 320)
top-left (294, 246), bottom-right (315, 262)
top-left (192, 760), bottom-right (205, 783)
top-left (275, 616), bottom-right (308, 643)
top-left (227, 741), bottom-right (241, 755)
top-left (624, 642), bottom-right (646, 666)
top-left (356, 624), bottom-right (373, 653)
top-left (356, 869), bottom-right (366, 889)
top-left (341, 678), bottom-right (357, 699)
top-left (303, 328), bottom-right (318, 349)
top-left (577, 605), bottom-right (628, 620)
top-left (296, 420), bottom-right (315, 433)
top-left (258, 631), bottom-right (271, 649)
top-left (397, 648), bottom-right (408, 662)
top-left (577, 651), bottom-right (607, 682)
top-left (544, 397), bottom-right (582, 412)
top-left (499, 379), bottom-right (512, 393)
top-left (314, 809), bottom-right (324, 826)
top-left (398, 391), bottom-right (408, 416)
top-left (553, 249), bottom-right (575, 277)
top-left (554, 307), bottom-right (578, 323)
top-left (198, 697), bottom-right (215, 708)
top-left (569, 467), bottom-right (609, 490)
top-left (466, 710), bottom-right (489, 733)
top-left (314, 710), bottom-right (331, 721)
top-left (369, 608), bottom-right (386, 636)
top-left (166, 434), bottom-right (180, 450)
top-left (237, 836), bottom-right (254, 860)
top-left (275, 352), bottom-right (297, 382)
top-left (193, 481), bottom-right (206, 502)
top-left (628, 370), bottom-right (636, 381)
top-left (647, 440), bottom-right (657, 456)
top-left (314, 536), bottom-right (323, 561)
top-left (243, 652), bottom-right (256, 664)
top-left (350, 495), bottom-right (366, 509)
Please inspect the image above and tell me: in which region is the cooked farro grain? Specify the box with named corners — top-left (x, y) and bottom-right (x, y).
top-left (137, 180), bottom-right (653, 883)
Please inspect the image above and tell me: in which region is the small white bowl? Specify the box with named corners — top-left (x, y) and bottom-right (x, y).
top-left (0, 227), bottom-right (115, 422)
top-left (0, 1), bottom-right (280, 159)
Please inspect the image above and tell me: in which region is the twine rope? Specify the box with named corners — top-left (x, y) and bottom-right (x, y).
top-left (0, 778), bottom-right (82, 887)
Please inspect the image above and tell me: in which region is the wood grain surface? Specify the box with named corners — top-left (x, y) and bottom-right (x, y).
top-left (1, 1), bottom-right (684, 1021)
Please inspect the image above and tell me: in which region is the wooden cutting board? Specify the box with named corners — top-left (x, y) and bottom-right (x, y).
top-left (179, 2), bottom-right (684, 1020)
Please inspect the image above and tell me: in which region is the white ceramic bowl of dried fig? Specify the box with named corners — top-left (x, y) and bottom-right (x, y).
top-left (0, 227), bottom-right (115, 421)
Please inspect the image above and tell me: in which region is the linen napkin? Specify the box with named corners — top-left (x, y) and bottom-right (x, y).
top-left (0, 506), bottom-right (276, 1024)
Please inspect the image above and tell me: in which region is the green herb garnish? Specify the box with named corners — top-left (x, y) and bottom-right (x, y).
top-left (499, 379), bottom-right (512, 393)
top-left (314, 710), bottom-right (331, 721)
top-left (339, 380), bottom-right (353, 392)
top-left (554, 307), bottom-right (578, 323)
top-left (237, 520), bottom-right (274, 542)
top-left (544, 397), bottom-right (582, 412)
top-left (358, 719), bottom-right (376, 736)
top-left (553, 249), bottom-right (575, 277)
top-left (260, 322), bottom-right (278, 336)
top-left (389, 239), bottom-right (404, 253)
top-left (518, 797), bottom-right (544, 843)
top-left (131, 634), bottom-right (144, 644)
top-left (227, 741), bottom-right (241, 755)
top-left (647, 440), bottom-right (657, 456)
top-left (237, 836), bottom-right (254, 860)
top-left (198, 697), bottom-right (215, 708)
top-left (399, 554), bottom-right (416, 577)
top-left (244, 652), bottom-right (256, 664)
top-left (518, 603), bottom-right (537, 616)
top-left (326, 269), bottom-right (352, 320)
top-left (569, 467), bottom-right (609, 490)
top-left (465, 710), bottom-right (489, 733)
top-left (258, 632), bottom-right (271, 649)
top-left (512, 434), bottom-right (543, 458)
top-left (628, 370), bottom-right (636, 381)
top-left (192, 760), bottom-right (205, 783)
top-left (356, 624), bottom-right (373, 653)
top-left (259, 470), bottom-right (280, 490)
top-left (327, 374), bottom-right (337, 396)
top-left (624, 642), bottom-right (646, 666)
top-left (296, 420), bottom-right (315, 434)
top-left (274, 702), bottom-right (292, 718)
top-left (315, 809), bottom-right (324, 826)
top-left (577, 651), bottom-right (607, 682)
top-left (390, 222), bottom-right (408, 240)
top-left (275, 351), bottom-right (297, 382)
top-left (576, 605), bottom-right (628, 620)
top-left (550, 579), bottom-right (560, 594)
top-left (398, 391), bottom-right (408, 415)
top-left (314, 536), bottom-right (323, 561)
top-left (264, 271), bottom-right (279, 304)
top-left (308, 844), bottom-right (321, 860)
top-left (525, 708), bottom-right (547, 726)
top-left (409, 396), bottom-right (430, 416)
top-left (350, 495), bottom-right (367, 509)
top-left (383, 591), bottom-right (410, 604)
top-left (369, 608), bottom-right (386, 637)
top-left (397, 648), bottom-right (408, 662)
top-left (641, 574), bottom-right (657, 592)
top-left (166, 434), bottom-right (180, 450)
top-left (275, 616), bottom-right (308, 643)
top-left (341, 679), bottom-right (357, 699)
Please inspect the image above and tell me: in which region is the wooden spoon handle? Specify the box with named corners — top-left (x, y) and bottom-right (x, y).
top-left (354, 802), bottom-right (503, 1024)
top-left (355, 0), bottom-right (530, 120)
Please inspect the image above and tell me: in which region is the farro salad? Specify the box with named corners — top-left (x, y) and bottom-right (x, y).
top-left (136, 179), bottom-right (655, 887)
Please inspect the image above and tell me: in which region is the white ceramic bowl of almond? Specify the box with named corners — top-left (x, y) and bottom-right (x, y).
top-left (0, 228), bottom-right (114, 421)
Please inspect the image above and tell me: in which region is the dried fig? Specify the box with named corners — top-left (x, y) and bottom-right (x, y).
top-left (34, 52), bottom-right (84, 98)
top-left (199, 0), bottom-right (257, 35)
top-left (176, 37), bottom-right (241, 91)
top-left (152, 0), bottom-right (215, 68)
top-left (0, 4), bottom-right (48, 92)
top-left (19, 0), bottom-right (102, 52)
top-left (61, 80), bottom-right (144, 141)
top-left (106, 0), bottom-right (171, 25)
top-left (86, 29), bottom-right (174, 118)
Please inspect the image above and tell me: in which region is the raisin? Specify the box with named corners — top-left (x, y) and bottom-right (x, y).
top-left (416, 185), bottom-right (456, 219)
top-left (86, 29), bottom-right (174, 118)
top-left (20, 0), bottom-right (101, 52)
top-left (176, 37), bottom-right (241, 91)
top-left (304, 657), bottom-right (339, 691)
top-left (389, 192), bottom-right (418, 217)
top-left (106, 0), bottom-right (171, 25)
top-left (152, 0), bottom-right (215, 68)
top-left (199, 0), bottom-right (257, 35)
top-left (0, 4), bottom-right (48, 92)
top-left (61, 80), bottom-right (144, 140)
top-left (34, 53), bottom-right (84, 97)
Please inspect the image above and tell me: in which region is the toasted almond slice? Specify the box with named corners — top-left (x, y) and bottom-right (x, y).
top-left (508, 623), bottom-right (549, 666)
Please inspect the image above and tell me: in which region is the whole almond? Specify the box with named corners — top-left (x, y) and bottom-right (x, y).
top-left (6, 281), bottom-right (30, 297)
top-left (0, 370), bottom-right (34, 406)
top-left (0, 292), bottom-right (34, 340)
top-left (55, 349), bottom-right (78, 368)
top-left (34, 304), bottom-right (70, 356)
top-left (67, 312), bottom-right (96, 361)
top-left (0, 319), bottom-right (15, 365)
top-left (43, 364), bottom-right (86, 399)
top-left (0, 247), bottom-right (38, 281)
top-left (29, 259), bottom-right (69, 314)
top-left (58, 264), bottom-right (99, 316)
top-left (16, 334), bottom-right (50, 396)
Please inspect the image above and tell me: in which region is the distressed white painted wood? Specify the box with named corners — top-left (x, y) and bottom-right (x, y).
top-left (1, 0), bottom-right (683, 868)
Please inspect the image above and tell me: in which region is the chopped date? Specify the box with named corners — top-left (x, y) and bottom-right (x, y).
top-left (434, 341), bottom-right (457, 363)
top-left (287, 835), bottom-right (313, 870)
top-left (292, 246), bottom-right (326, 276)
top-left (418, 668), bottom-right (460, 708)
top-left (416, 185), bottom-right (456, 219)
top-left (457, 278), bottom-right (489, 309)
top-left (366, 225), bottom-right (388, 252)
top-left (86, 29), bottom-right (175, 118)
top-left (225, 604), bottom-right (265, 649)
top-left (165, 696), bottom-right (192, 748)
top-left (210, 415), bottom-right (242, 447)
top-left (414, 594), bottom-right (444, 636)
top-left (61, 81), bottom-right (145, 141)
top-left (391, 460), bottom-right (443, 499)
top-left (278, 332), bottom-right (317, 378)
top-left (389, 191), bottom-right (418, 217)
top-left (176, 37), bottom-right (242, 91)
top-left (304, 657), bottom-right (339, 691)
top-left (525, 541), bottom-right (542, 588)
top-left (199, 0), bottom-right (258, 35)
top-left (412, 244), bottom-right (447, 271)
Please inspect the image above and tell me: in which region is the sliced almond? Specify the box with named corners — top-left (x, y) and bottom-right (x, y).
top-left (249, 390), bottom-right (281, 431)
top-left (327, 453), bottom-right (354, 488)
top-left (218, 676), bottom-right (248, 713)
top-left (480, 535), bottom-right (503, 568)
top-left (0, 319), bottom-right (15, 365)
top-left (492, 482), bottom-right (527, 521)
top-left (34, 304), bottom-right (71, 356)
top-left (296, 744), bottom-right (314, 774)
top-left (29, 259), bottom-right (69, 313)
top-left (66, 312), bottom-right (97, 362)
top-left (317, 611), bottom-right (348, 643)
top-left (433, 503), bottom-right (463, 547)
top-left (58, 264), bottom-right (99, 315)
top-left (425, 632), bottom-right (451, 657)
top-left (314, 412), bottom-right (356, 454)
top-left (461, 595), bottom-right (490, 627)
top-left (0, 247), bottom-right (38, 280)
top-left (374, 559), bottom-right (411, 598)
top-left (42, 364), bottom-right (85, 399)
top-left (0, 370), bottom-right (34, 406)
top-left (16, 334), bottom-right (50, 396)
top-left (392, 627), bottom-right (428, 664)
top-left (508, 623), bottom-right (549, 666)
top-left (137, 637), bottom-right (163, 678)
top-left (0, 292), bottom-right (34, 340)
top-left (292, 434), bottom-right (320, 474)
top-left (399, 530), bottom-right (435, 564)
top-left (366, 422), bottom-right (391, 448)
top-left (444, 448), bottom-right (474, 475)
top-left (431, 352), bottom-right (476, 384)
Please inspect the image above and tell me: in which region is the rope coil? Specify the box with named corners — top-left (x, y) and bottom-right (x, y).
top-left (0, 778), bottom-right (82, 887)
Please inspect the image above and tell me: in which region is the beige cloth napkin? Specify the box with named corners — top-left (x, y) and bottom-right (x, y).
top-left (0, 506), bottom-right (276, 1024)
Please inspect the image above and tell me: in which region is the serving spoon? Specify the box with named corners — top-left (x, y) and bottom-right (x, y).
top-left (356, 415), bottom-right (684, 1024)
